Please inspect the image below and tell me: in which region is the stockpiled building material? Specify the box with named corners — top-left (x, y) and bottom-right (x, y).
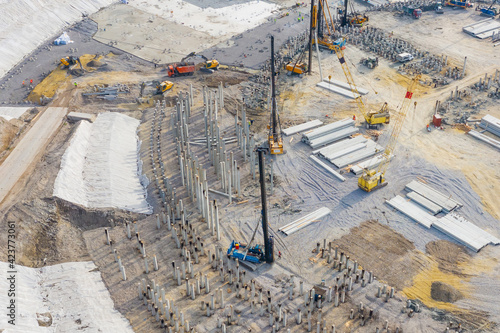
top-left (279, 207), bottom-right (332, 235)
top-left (433, 213), bottom-right (500, 252)
top-left (308, 126), bottom-right (359, 149)
top-left (283, 119), bottom-right (323, 136)
top-left (479, 114), bottom-right (500, 137)
top-left (468, 130), bottom-right (500, 150)
top-left (385, 195), bottom-right (438, 228)
top-left (404, 180), bottom-right (462, 212)
top-left (309, 155), bottom-right (346, 182)
top-left (313, 135), bottom-right (367, 156)
top-left (350, 153), bottom-right (393, 175)
top-left (302, 118), bottom-right (354, 143)
top-left (330, 141), bottom-right (383, 168)
top-left (406, 191), bottom-right (443, 215)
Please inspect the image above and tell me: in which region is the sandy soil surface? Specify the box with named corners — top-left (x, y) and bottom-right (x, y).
top-left (0, 1), bottom-right (499, 332)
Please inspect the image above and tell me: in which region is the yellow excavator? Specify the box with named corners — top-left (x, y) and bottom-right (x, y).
top-left (358, 75), bottom-right (421, 192)
top-left (60, 56), bottom-right (84, 74)
top-left (181, 52), bottom-right (219, 72)
top-left (330, 39), bottom-right (389, 129)
top-left (155, 80), bottom-right (174, 94)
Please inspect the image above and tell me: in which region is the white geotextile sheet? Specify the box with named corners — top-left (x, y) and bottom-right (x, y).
top-left (131, 0), bottom-right (279, 38)
top-left (0, 261), bottom-right (134, 332)
top-left (54, 112), bottom-right (152, 214)
top-left (0, 0), bottom-right (115, 78)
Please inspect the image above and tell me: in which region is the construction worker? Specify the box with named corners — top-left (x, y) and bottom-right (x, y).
top-left (30, 79), bottom-right (33, 85)
top-left (426, 124), bottom-right (431, 132)
top-left (22, 80), bottom-right (25, 86)
top-left (353, 115), bottom-right (356, 121)
top-left (74, 82), bottom-right (78, 88)
top-left (278, 251), bottom-right (282, 259)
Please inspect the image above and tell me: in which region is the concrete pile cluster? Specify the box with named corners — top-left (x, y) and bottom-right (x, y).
top-left (364, 0), bottom-right (440, 13)
top-left (436, 69), bottom-right (499, 124)
top-left (345, 27), bottom-right (461, 85)
top-left (304, 240), bottom-right (417, 332)
top-left (245, 31), bottom-right (308, 110)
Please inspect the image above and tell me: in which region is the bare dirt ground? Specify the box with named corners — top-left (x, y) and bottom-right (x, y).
top-left (1, 1), bottom-right (500, 332)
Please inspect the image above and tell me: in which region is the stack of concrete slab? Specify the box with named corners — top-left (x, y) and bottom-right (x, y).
top-left (468, 130), bottom-right (500, 150)
top-left (314, 135), bottom-right (367, 157)
top-left (329, 141), bottom-right (383, 168)
top-left (406, 191), bottom-right (443, 215)
top-left (463, 18), bottom-right (500, 39)
top-left (433, 212), bottom-right (500, 252)
top-left (350, 153), bottom-right (393, 175)
top-left (387, 195), bottom-right (500, 252)
top-left (316, 78), bottom-right (370, 99)
top-left (386, 195), bottom-right (438, 228)
top-left (404, 180), bottom-right (462, 213)
top-left (302, 118), bottom-right (358, 149)
top-left (479, 114), bottom-right (500, 137)
top-left (283, 119), bottom-right (323, 136)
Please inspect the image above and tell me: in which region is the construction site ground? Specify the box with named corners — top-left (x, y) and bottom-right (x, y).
top-left (1, 0), bottom-right (500, 332)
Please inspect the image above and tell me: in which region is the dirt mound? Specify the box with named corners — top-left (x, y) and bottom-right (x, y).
top-left (86, 60), bottom-right (103, 67)
top-left (201, 70), bottom-right (249, 87)
top-left (431, 281), bottom-right (464, 303)
top-left (426, 240), bottom-right (471, 276)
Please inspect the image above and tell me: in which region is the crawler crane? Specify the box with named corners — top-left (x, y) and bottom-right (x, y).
top-left (358, 75), bottom-right (421, 192)
top-left (331, 39), bottom-right (390, 129)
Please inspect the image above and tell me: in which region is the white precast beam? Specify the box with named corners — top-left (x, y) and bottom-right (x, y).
top-left (279, 207), bottom-right (331, 235)
top-left (405, 180), bottom-right (462, 212)
top-left (309, 127), bottom-right (359, 149)
top-left (316, 81), bottom-right (357, 99)
top-left (406, 191), bottom-right (442, 215)
top-left (321, 142), bottom-right (368, 161)
top-left (312, 135), bottom-right (367, 155)
top-left (350, 153), bottom-right (393, 175)
top-left (321, 78), bottom-right (369, 95)
top-left (309, 155), bottom-right (346, 182)
top-left (302, 118), bottom-right (354, 142)
top-left (283, 119), bottom-right (324, 136)
top-left (468, 130), bottom-right (500, 150)
top-left (330, 142), bottom-right (383, 168)
top-left (385, 195), bottom-right (438, 228)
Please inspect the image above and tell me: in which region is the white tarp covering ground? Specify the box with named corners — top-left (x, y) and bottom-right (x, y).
top-left (0, 0), bottom-right (114, 78)
top-left (0, 261), bottom-right (134, 332)
top-left (130, 0), bottom-right (279, 37)
top-left (0, 107), bottom-right (31, 121)
top-left (53, 112), bottom-right (152, 214)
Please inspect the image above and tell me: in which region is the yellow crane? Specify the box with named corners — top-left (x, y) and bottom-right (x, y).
top-left (331, 40), bottom-right (390, 129)
top-left (358, 75), bottom-right (421, 192)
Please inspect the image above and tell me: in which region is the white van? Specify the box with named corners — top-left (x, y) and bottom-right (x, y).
top-left (397, 53), bottom-right (414, 62)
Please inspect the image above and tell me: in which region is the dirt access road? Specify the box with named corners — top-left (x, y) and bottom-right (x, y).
top-left (0, 105), bottom-right (68, 206)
